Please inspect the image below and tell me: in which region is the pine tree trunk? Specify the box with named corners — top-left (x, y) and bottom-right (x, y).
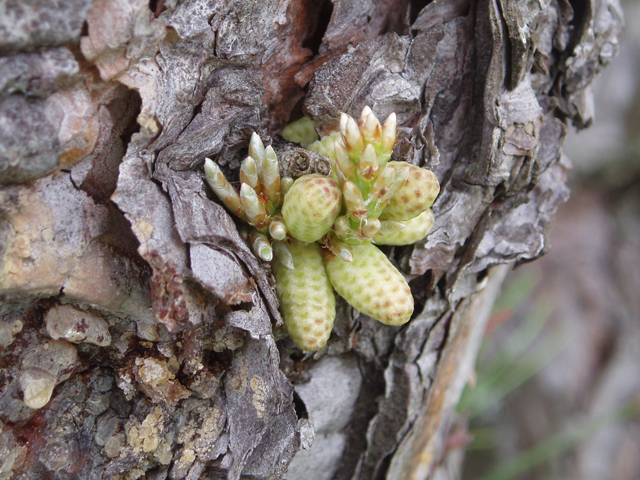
top-left (0, 0), bottom-right (622, 479)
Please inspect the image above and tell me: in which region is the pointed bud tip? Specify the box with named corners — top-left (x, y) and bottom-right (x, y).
top-left (242, 155), bottom-right (257, 169)
top-left (340, 113), bottom-right (349, 128)
top-left (204, 158), bottom-right (219, 176)
top-left (360, 105), bottom-right (373, 122)
top-left (240, 183), bottom-right (254, 196)
top-left (265, 145), bottom-right (277, 159)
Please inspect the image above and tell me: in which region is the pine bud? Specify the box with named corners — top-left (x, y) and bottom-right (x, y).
top-left (249, 132), bottom-right (265, 164)
top-left (371, 166), bottom-right (396, 202)
top-left (269, 217), bottom-right (287, 241)
top-left (251, 232), bottom-right (273, 262)
top-left (357, 144), bottom-right (380, 181)
top-left (281, 176), bottom-right (294, 195)
top-left (362, 110), bottom-right (382, 145)
top-left (334, 140), bottom-right (356, 179)
top-left (333, 215), bottom-right (350, 237)
top-left (240, 183), bottom-right (267, 227)
top-left (261, 146), bottom-right (281, 207)
top-left (381, 113), bottom-right (397, 155)
top-left (359, 105), bottom-right (373, 125)
top-left (344, 115), bottom-right (364, 156)
top-left (342, 181), bottom-right (366, 217)
top-left (240, 156), bottom-right (260, 192)
top-left (325, 233), bottom-right (354, 263)
top-left (273, 240), bottom-right (294, 270)
top-left (362, 217), bottom-right (381, 239)
top-left (204, 159), bottom-right (243, 217)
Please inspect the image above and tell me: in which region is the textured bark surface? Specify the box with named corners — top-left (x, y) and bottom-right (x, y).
top-left (0, 1), bottom-right (622, 479)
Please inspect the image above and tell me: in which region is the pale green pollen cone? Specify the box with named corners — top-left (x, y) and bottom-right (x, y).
top-left (282, 116), bottom-right (319, 148)
top-left (282, 174), bottom-right (341, 243)
top-left (324, 242), bottom-right (413, 326)
top-left (274, 241), bottom-right (336, 351)
top-left (380, 161), bottom-right (440, 221)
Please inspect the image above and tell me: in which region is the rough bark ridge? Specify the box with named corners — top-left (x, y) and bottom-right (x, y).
top-left (0, 0), bottom-right (622, 479)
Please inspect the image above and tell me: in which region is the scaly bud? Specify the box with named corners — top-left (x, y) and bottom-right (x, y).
top-left (324, 242), bottom-right (413, 326)
top-left (334, 140), bottom-right (356, 179)
top-left (261, 146), bottom-right (281, 206)
top-left (339, 113), bottom-right (349, 137)
top-left (344, 115), bottom-right (364, 156)
top-left (325, 233), bottom-right (353, 262)
top-left (281, 176), bottom-right (294, 195)
top-left (333, 215), bottom-right (350, 237)
top-left (359, 105), bottom-right (373, 125)
top-left (269, 217), bottom-right (287, 241)
top-left (362, 217), bottom-right (381, 239)
top-left (240, 156), bottom-right (260, 192)
top-left (273, 240), bottom-right (294, 270)
top-left (251, 232), bottom-right (273, 262)
top-left (381, 113), bottom-right (397, 155)
top-left (342, 181), bottom-right (366, 217)
top-left (249, 132), bottom-right (265, 164)
top-left (371, 166), bottom-right (395, 201)
top-left (357, 144), bottom-right (380, 180)
top-left (362, 110), bottom-right (382, 145)
top-left (282, 175), bottom-right (342, 243)
top-left (204, 159), bottom-right (243, 217)
top-left (386, 163), bottom-right (411, 199)
top-left (374, 209), bottom-right (434, 245)
top-left (240, 183), bottom-right (267, 227)
top-left (273, 241), bottom-right (336, 351)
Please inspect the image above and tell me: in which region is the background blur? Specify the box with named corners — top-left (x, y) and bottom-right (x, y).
top-left (460, 1), bottom-right (640, 479)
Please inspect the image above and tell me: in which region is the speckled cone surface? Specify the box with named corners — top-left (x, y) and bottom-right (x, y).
top-left (273, 241), bottom-right (336, 351)
top-left (282, 174), bottom-right (341, 242)
top-left (374, 210), bottom-right (434, 245)
top-left (324, 242), bottom-right (413, 326)
top-left (381, 161), bottom-right (440, 221)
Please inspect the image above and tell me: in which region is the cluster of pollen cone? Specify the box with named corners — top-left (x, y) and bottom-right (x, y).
top-left (205, 107), bottom-right (440, 351)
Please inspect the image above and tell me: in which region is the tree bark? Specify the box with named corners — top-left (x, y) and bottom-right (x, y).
top-left (0, 0), bottom-right (622, 479)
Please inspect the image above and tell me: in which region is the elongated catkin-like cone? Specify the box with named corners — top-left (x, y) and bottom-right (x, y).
top-left (324, 242), bottom-right (413, 326)
top-left (273, 241), bottom-right (336, 351)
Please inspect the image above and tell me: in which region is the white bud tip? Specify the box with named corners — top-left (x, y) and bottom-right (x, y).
top-left (384, 112), bottom-right (397, 127)
top-left (337, 247), bottom-right (353, 263)
top-left (258, 246), bottom-right (273, 262)
top-left (240, 183), bottom-right (256, 198)
top-left (339, 113), bottom-right (349, 136)
top-left (250, 132), bottom-right (263, 148)
top-left (360, 106), bottom-right (373, 123)
top-left (204, 158), bottom-right (220, 177)
top-left (269, 221), bottom-right (287, 241)
top-left (346, 116), bottom-right (360, 141)
top-left (242, 155), bottom-right (257, 171)
top-left (265, 145), bottom-right (277, 161)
